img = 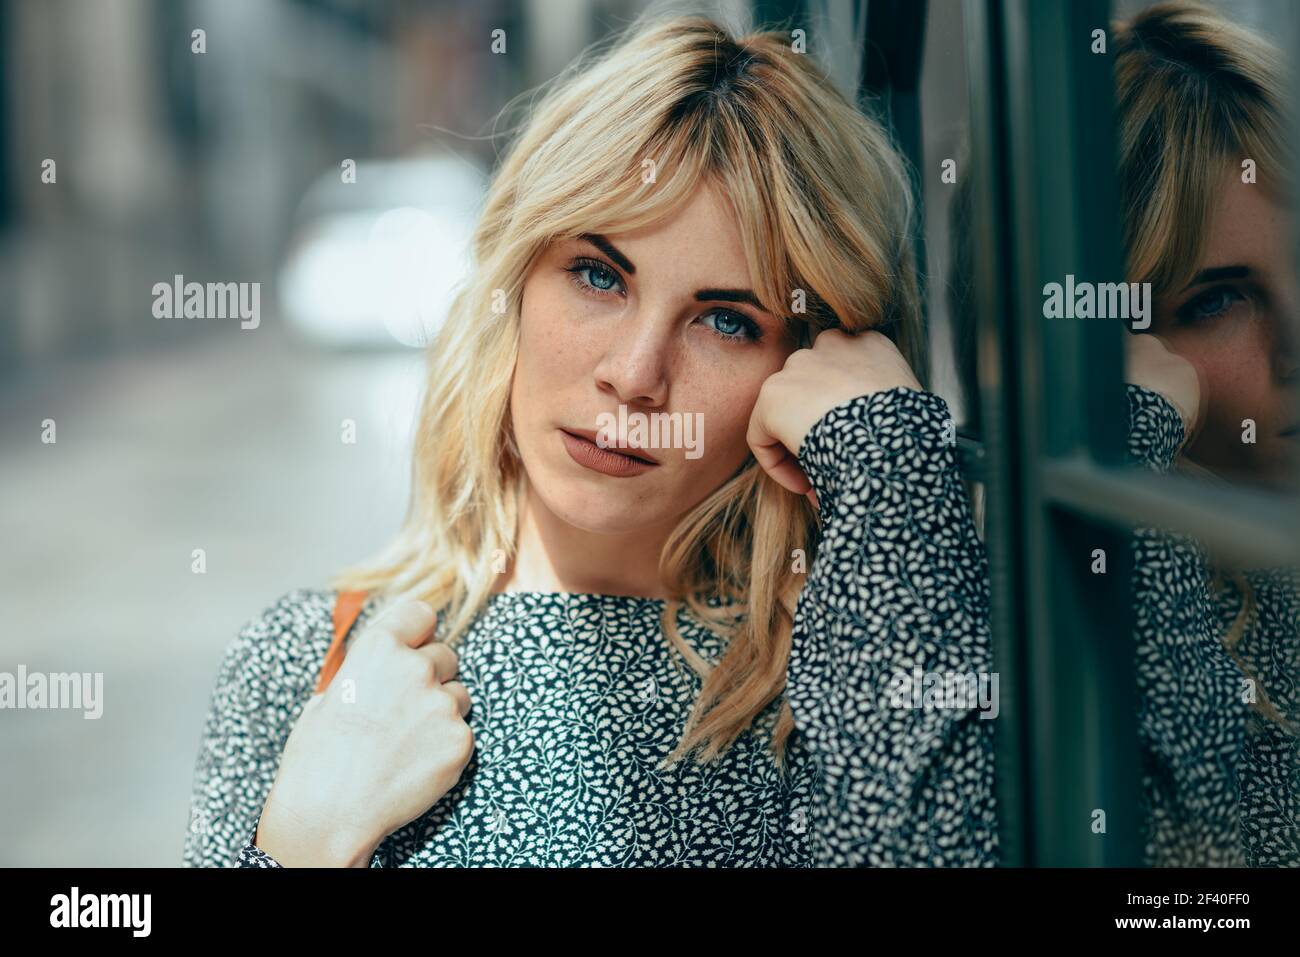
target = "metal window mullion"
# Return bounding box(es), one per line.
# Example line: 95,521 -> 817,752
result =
1041,458 -> 1300,567
999,0 -> 1141,865
964,0 -> 1033,867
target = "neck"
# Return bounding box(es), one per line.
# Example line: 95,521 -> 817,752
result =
495,480 -> 675,599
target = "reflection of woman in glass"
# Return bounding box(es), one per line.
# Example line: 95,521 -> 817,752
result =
1117,1 -> 1299,865
183,15 -> 998,867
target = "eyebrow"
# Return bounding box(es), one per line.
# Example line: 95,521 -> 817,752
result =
576,234 -> 772,314
1182,265 -> 1250,290
578,234 -> 635,274
695,288 -> 765,310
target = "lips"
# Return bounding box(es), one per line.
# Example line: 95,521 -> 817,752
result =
559,428 -> 660,478
561,427 -> 659,464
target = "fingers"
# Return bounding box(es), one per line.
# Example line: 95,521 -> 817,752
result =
764,450 -> 813,494
371,600 -> 437,649
746,429 -> 812,494
333,598 -> 471,723
1124,329 -> 1161,370
1183,358 -> 1211,446
747,385 -> 813,495
366,599 -> 461,686
1128,332 -> 1204,436
811,325 -> 850,348
440,679 -> 472,718
414,640 -> 459,684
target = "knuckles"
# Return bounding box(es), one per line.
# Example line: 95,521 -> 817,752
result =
447,721 -> 475,762
425,686 -> 460,718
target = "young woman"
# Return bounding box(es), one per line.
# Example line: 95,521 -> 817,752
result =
1116,1 -> 1298,866
181,14 -> 997,867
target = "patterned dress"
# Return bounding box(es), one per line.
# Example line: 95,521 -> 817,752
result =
1127,385 -> 1300,866
182,388 -> 1000,867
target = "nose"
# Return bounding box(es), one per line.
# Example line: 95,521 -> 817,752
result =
591,309 -> 672,408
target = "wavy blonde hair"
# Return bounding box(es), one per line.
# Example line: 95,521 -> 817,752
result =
1114,0 -> 1296,735
1114,0 -> 1291,294
331,12 -> 923,772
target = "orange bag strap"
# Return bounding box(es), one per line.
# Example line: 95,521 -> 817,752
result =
313,589 -> 370,694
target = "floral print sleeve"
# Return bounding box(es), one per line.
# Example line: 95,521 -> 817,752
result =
237,835 -> 284,867
1125,383 -> 1255,865
1125,383 -> 1186,473
787,387 -> 999,867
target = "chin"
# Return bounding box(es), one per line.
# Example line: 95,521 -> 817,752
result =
536,479 -> 673,534
513,430 -> 672,531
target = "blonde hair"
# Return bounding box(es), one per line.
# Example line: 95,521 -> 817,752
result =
332,12 -> 923,772
1114,0 -> 1292,297
1114,0 -> 1296,736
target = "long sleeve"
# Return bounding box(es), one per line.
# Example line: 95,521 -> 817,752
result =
1231,559 -> 1300,865
1125,384 -> 1252,865
237,829 -> 284,867
786,387 -> 998,867
182,589 -> 347,868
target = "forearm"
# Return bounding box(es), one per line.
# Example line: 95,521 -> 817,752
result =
789,388 -> 998,866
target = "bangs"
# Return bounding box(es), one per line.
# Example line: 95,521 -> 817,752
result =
1135,112 -> 1291,294
551,120 -> 713,253
489,13 -> 917,362
1116,2 -> 1294,294
542,104 -> 838,344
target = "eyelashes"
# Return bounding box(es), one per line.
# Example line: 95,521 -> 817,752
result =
563,256 -> 764,344
566,257 -> 624,296
1176,284 -> 1249,324
697,309 -> 762,343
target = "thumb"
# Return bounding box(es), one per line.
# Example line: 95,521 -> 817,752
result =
370,599 -> 437,649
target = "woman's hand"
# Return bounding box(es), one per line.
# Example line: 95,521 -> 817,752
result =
747,328 -> 923,496
1125,332 -> 1206,448
254,600 -> 474,867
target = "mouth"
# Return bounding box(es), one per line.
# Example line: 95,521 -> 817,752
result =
559,428 -> 661,477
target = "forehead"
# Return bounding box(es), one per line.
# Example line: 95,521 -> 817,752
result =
1200,165 -> 1294,270
599,183 -> 753,285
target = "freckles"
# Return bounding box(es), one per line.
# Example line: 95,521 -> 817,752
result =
1205,329 -> 1271,380
1199,348 -> 1275,428
680,377 -> 760,458
523,288 -> 584,371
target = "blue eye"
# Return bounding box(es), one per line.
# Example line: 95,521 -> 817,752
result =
1177,285 -> 1245,324
564,257 -> 763,344
699,309 -> 762,343
567,258 -> 623,295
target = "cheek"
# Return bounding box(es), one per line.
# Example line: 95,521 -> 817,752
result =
680,352 -> 785,460
1188,325 -> 1276,423
1154,309 -> 1269,401
517,282 -> 599,387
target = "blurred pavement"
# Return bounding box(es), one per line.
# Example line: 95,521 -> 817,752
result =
0,326 -> 420,865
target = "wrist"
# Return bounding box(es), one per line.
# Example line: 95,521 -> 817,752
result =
257,795 -> 381,868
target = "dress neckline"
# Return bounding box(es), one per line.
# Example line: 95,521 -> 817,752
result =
478,591 -> 746,616
487,589 -> 667,605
